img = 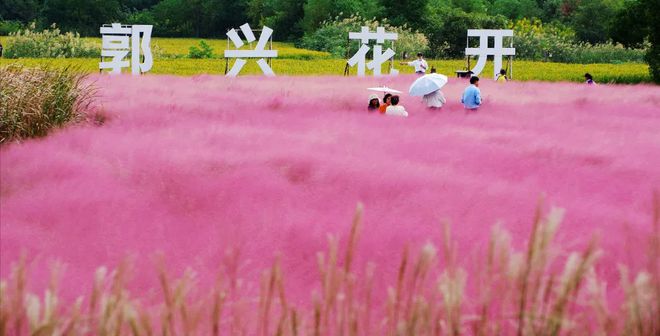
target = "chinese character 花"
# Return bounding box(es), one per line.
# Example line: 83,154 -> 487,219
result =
347,27 -> 398,77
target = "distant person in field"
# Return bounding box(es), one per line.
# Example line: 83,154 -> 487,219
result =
430,66 -> 437,74
461,76 -> 482,110
401,53 -> 428,75
585,73 -> 595,85
423,90 -> 446,109
385,95 -> 408,117
368,94 -> 380,112
496,69 -> 508,82
379,93 -> 393,114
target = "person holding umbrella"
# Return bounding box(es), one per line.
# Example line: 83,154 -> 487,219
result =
422,90 -> 446,109
409,73 -> 449,109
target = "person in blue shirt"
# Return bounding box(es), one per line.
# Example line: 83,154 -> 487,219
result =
461,76 -> 482,110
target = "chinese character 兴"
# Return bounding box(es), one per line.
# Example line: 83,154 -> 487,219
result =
224,24 -> 278,77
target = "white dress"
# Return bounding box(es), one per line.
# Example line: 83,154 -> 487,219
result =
385,105 -> 409,117
422,91 -> 446,108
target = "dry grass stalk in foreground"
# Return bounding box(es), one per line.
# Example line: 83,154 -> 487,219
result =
0,201 -> 658,335
0,65 -> 95,144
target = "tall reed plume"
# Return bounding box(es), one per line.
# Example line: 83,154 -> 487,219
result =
0,65 -> 96,144
1,201 -> 658,335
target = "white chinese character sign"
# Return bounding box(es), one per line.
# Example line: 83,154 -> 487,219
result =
348,27 -> 398,77
465,29 -> 515,79
224,24 -> 278,77
99,23 -> 153,75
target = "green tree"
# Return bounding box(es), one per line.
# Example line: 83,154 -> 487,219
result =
301,0 -> 380,33
246,0 -> 305,40
492,0 -> 542,20
610,0 -> 648,48
379,0 -> 430,29
640,0 -> 659,83
570,0 -> 622,43
424,8 -> 508,58
451,0 -> 488,13
0,0 -> 42,22
42,0 -> 123,35
151,0 -> 247,37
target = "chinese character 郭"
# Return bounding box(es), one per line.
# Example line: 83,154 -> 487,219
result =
99,23 -> 153,75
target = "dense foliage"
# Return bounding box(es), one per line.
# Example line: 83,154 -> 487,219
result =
0,0 -> 650,45
299,15 -> 428,59
509,19 -> 646,63
0,0 -> 656,79
3,23 -> 98,58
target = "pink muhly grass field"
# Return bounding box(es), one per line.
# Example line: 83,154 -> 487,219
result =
1,74 -> 659,333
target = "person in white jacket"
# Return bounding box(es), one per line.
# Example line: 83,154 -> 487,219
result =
422,89 -> 446,109
385,95 -> 408,117
400,53 -> 428,74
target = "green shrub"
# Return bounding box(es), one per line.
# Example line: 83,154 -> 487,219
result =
188,40 -> 214,59
3,23 -> 99,59
509,19 -> 646,63
300,15 -> 428,59
423,9 -> 508,58
0,20 -> 22,36
648,43 -> 660,84
0,65 -> 95,143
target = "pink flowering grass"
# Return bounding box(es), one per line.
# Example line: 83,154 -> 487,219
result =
1,74 -> 659,334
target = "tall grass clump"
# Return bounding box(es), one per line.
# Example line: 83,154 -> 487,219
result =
1,202 -> 658,335
0,65 -> 94,144
2,23 -> 98,59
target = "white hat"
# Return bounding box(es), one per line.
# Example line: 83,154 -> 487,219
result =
368,94 -> 379,103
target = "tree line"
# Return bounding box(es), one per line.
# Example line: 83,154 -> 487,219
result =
0,0 -> 654,48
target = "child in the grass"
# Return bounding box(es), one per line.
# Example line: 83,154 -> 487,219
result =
585,73 -> 595,85
496,69 -> 508,82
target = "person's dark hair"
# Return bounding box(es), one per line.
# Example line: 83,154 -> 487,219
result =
417,53 -> 423,58
383,93 -> 393,103
500,69 -> 506,75
584,73 -> 593,80
368,98 -> 380,110
430,67 -> 437,73
390,95 -> 400,105
470,76 -> 479,84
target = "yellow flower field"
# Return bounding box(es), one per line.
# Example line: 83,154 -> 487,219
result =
0,37 -> 650,83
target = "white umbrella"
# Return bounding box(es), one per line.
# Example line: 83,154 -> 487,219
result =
408,74 -> 449,97
367,86 -> 403,94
